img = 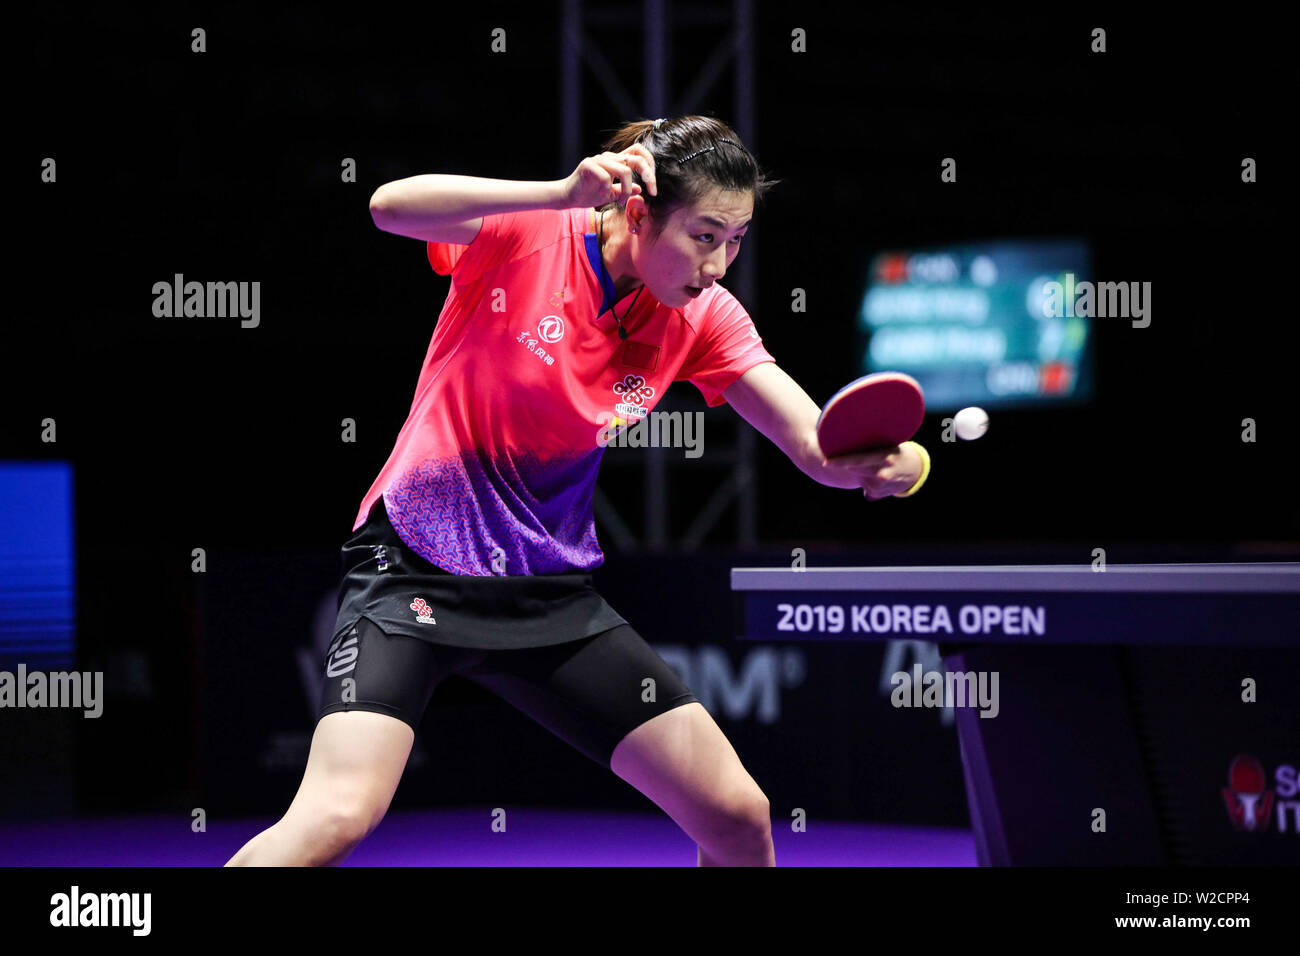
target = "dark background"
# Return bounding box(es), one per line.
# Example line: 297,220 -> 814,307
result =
5,4 -> 1294,825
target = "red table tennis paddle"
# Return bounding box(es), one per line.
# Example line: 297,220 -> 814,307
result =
816,371 -> 925,458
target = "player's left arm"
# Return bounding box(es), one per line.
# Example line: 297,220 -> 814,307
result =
723,362 -> 924,499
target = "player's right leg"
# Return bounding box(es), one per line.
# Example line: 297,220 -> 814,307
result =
225,710 -> 413,866
225,617 -> 450,866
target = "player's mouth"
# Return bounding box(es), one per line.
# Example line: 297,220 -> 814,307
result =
684,285 -> 704,298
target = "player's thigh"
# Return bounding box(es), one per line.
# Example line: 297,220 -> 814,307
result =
462,623 -> 699,770
611,701 -> 770,844
292,617 -> 452,833
285,710 -> 415,835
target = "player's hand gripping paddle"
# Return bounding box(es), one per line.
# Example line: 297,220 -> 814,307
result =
815,372 -> 925,458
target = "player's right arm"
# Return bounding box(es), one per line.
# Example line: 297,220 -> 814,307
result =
369,175 -> 563,243
724,362 -> 924,498
368,147 -> 657,243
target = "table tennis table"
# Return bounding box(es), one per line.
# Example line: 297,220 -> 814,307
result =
731,563 -> 1300,865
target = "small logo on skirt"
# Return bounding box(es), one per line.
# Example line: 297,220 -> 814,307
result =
410,597 -> 437,624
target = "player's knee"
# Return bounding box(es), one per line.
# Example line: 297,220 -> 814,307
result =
707,788 -> 772,848
315,805 -> 380,853
740,791 -> 773,841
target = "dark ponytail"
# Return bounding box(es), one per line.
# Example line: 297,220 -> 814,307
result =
596,115 -> 780,229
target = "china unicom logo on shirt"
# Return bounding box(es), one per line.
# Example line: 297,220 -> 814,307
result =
605,371 -> 650,429
410,598 -> 437,625
613,374 -> 654,405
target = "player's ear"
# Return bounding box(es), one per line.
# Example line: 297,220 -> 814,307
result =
624,194 -> 649,232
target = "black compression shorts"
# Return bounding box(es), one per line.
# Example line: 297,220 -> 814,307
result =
315,618 -> 700,768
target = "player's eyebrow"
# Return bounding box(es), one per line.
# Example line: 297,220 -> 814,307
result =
696,216 -> 752,230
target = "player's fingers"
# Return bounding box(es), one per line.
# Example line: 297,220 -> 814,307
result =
599,157 -> 634,181
624,147 -> 657,195
825,448 -> 895,469
865,479 -> 903,499
583,158 -> 614,191
615,146 -> 651,177
870,471 -> 915,498
594,154 -> 633,182
604,161 -> 638,202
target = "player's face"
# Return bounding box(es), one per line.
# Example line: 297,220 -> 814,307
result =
638,188 -> 753,307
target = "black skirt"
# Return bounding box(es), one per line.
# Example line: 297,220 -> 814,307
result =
332,495 -> 628,650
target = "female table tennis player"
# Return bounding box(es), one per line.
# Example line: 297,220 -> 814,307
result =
226,115 -> 928,868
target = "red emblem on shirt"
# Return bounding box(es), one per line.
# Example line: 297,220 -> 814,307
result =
622,340 -> 660,370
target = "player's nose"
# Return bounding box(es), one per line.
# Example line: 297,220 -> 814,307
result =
703,250 -> 727,280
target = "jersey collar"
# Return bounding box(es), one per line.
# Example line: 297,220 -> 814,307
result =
584,230 -> 618,315
585,207 -> 656,318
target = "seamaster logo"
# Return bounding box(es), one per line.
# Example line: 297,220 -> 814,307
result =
1222,754 -> 1274,832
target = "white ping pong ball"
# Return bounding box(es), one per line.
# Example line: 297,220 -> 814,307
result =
954,406 -> 989,441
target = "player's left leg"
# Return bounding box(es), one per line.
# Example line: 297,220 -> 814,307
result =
610,701 -> 774,867
465,624 -> 773,866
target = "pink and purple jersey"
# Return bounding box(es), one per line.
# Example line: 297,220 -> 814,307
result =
354,205 -> 774,575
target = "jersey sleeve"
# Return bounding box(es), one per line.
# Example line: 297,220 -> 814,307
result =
426,209 -> 555,287
676,291 -> 775,407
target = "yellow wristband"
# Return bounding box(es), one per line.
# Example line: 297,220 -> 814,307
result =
892,441 -> 931,497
